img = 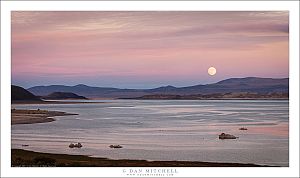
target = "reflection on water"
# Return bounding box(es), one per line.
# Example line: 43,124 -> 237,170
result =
12,100 -> 289,166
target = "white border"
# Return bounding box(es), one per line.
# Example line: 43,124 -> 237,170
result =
1,1 -> 299,177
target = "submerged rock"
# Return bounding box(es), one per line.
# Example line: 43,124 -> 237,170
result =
219,133 -> 238,139
69,142 -> 82,148
109,144 -> 123,148
239,127 -> 248,130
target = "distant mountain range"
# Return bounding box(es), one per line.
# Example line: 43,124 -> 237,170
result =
27,77 -> 289,99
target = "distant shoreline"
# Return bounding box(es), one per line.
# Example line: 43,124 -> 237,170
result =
120,98 -> 289,100
11,149 -> 269,167
12,98 -> 288,105
120,92 -> 288,100
11,100 -> 105,105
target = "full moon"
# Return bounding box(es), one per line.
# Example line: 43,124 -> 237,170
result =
208,67 -> 217,76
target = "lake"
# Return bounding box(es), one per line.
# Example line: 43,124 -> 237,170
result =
11,100 -> 289,166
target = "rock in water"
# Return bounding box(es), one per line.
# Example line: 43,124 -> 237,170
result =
239,127 -> 248,130
109,145 -> 123,148
219,133 -> 238,139
69,142 -> 82,148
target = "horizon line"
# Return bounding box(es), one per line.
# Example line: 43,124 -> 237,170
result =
12,76 -> 289,90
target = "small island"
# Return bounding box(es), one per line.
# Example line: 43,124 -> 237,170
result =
42,92 -> 88,100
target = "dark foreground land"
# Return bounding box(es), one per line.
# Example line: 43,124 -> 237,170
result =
12,149 -> 268,167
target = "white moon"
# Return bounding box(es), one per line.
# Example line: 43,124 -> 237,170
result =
208,67 -> 217,76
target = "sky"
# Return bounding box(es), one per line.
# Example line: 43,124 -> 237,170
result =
11,11 -> 289,89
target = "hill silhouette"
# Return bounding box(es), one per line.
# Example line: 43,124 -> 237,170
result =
11,85 -> 41,101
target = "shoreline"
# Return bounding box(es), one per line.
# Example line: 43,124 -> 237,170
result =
11,109 -> 78,125
11,149 -> 268,167
12,98 -> 288,105
12,100 -> 105,105
120,98 -> 289,100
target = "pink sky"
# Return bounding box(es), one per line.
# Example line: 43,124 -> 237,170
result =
11,11 -> 289,88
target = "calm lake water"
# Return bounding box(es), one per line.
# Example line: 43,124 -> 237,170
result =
12,100 -> 289,166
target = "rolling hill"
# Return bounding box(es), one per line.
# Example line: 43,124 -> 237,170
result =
11,85 -> 41,101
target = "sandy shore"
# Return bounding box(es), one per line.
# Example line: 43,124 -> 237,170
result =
12,149 -> 266,167
11,109 -> 78,125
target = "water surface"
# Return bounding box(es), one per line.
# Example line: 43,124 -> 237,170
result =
12,100 -> 289,166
